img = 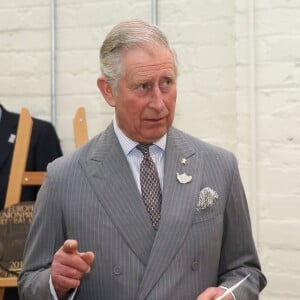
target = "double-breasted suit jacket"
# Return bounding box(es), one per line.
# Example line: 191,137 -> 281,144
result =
18,124 -> 266,300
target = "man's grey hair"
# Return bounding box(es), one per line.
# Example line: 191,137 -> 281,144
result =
100,20 -> 178,92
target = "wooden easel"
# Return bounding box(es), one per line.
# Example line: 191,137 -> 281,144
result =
73,107 -> 88,148
0,108 -> 46,299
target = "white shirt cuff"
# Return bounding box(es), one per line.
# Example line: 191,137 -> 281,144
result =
49,275 -> 77,300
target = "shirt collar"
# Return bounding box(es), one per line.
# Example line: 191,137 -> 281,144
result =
112,117 -> 166,155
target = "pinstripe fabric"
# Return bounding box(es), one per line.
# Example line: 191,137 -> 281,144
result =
18,123 -> 266,300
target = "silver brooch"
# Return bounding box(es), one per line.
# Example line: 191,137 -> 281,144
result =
196,187 -> 218,211
176,172 -> 192,184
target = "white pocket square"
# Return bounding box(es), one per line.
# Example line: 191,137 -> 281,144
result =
196,187 -> 218,211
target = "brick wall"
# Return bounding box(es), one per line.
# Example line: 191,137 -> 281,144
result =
0,1 -> 300,299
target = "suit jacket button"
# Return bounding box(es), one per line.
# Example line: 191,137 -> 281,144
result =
191,261 -> 199,271
113,265 -> 122,275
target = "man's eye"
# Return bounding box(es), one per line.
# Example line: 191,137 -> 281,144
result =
160,78 -> 173,88
137,83 -> 151,91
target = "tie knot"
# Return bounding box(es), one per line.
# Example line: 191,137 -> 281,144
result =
136,144 -> 151,157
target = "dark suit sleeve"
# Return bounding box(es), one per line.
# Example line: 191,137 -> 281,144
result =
218,155 -> 267,299
28,120 -> 63,170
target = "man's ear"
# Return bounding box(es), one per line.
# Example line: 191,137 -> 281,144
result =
97,76 -> 116,107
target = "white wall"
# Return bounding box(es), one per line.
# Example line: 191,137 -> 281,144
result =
235,1 -> 300,299
0,1 -> 300,299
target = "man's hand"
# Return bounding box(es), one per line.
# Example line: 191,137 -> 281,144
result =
196,287 -> 233,300
51,239 -> 95,299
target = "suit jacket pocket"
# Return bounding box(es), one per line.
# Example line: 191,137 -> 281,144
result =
192,202 -> 222,224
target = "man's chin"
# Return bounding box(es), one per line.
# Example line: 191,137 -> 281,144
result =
140,131 -> 167,144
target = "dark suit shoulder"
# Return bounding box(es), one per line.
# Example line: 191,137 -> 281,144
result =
32,117 -> 57,131
28,117 -> 63,160
31,117 -> 61,143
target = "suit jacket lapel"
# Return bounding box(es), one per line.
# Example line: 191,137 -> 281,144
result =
79,124 -> 156,265
0,106 -> 18,169
137,128 -> 204,299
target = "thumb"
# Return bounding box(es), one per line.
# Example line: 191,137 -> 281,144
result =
80,251 -> 95,266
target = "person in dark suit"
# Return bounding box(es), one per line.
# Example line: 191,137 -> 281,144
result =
0,104 -> 63,300
18,20 -> 266,300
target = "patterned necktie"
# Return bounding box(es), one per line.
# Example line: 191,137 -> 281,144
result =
137,144 -> 162,230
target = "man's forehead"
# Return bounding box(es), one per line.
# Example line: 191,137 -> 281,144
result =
121,47 -> 176,78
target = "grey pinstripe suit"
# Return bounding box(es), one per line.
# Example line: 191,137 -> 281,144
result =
18,124 -> 266,299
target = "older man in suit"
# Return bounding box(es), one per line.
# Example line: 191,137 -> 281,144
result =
18,20 -> 266,300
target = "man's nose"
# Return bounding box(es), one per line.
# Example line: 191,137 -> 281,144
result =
149,86 -> 165,110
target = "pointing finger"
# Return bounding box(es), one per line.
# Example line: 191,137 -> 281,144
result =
62,239 -> 78,254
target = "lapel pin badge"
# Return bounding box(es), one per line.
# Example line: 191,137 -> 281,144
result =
181,158 -> 187,165
176,172 -> 192,184
8,134 -> 16,144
